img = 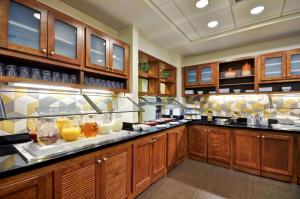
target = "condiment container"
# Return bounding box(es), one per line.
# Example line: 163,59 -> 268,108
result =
56,117 -> 71,137
111,113 -> 123,132
61,127 -> 81,141
101,115 -> 111,134
37,118 -> 59,145
82,116 -> 97,137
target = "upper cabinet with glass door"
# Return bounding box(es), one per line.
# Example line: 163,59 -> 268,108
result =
109,38 -> 129,77
185,66 -> 198,87
199,63 -> 216,85
287,49 -> 300,79
47,10 -> 84,65
259,52 -> 286,81
85,27 -> 109,72
0,0 -> 48,57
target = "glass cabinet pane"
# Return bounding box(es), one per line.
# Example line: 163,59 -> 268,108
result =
112,44 -> 125,71
54,20 -> 77,59
290,54 -> 300,76
8,1 -> 40,49
90,35 -> 106,66
186,68 -> 197,84
200,66 -> 212,83
264,57 -> 282,78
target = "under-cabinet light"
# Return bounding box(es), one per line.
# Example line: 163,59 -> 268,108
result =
8,82 -> 79,92
81,88 -> 113,94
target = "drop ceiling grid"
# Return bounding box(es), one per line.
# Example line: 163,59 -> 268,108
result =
149,0 -> 300,42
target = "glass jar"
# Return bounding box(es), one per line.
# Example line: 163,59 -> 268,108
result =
111,113 -> 123,132
61,116 -> 81,142
61,73 -> 69,83
82,116 -> 97,137
32,68 -> 41,80
37,118 -> 59,145
6,65 -> 18,77
69,74 -> 77,83
42,70 -> 52,81
101,114 -> 112,134
19,67 -> 30,78
52,72 -> 61,82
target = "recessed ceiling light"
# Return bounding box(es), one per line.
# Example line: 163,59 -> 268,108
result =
207,20 -> 218,28
250,6 -> 264,15
196,0 -> 209,9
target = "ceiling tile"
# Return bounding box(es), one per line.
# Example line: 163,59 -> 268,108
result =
283,0 -> 300,15
190,8 -> 235,37
174,0 -> 231,21
178,22 -> 200,40
151,0 -> 171,6
232,0 -> 285,27
159,1 -> 188,25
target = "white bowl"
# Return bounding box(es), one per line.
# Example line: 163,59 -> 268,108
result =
233,89 -> 241,93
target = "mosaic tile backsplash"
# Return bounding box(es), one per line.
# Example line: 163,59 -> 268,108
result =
185,94 -> 300,118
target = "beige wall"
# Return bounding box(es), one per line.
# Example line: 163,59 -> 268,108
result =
37,0 -> 118,37
183,35 -> 300,66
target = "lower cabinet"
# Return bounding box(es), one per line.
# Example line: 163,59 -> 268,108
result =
133,133 -> 166,197
188,125 -> 208,161
207,127 -> 231,167
233,130 -> 261,175
54,145 -> 132,199
0,172 -> 53,199
167,126 -> 187,171
260,133 -> 294,181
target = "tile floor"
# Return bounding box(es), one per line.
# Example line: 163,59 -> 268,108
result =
137,160 -> 300,199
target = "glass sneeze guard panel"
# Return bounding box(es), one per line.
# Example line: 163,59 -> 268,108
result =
201,66 -> 212,83
90,35 -> 106,66
85,94 -> 143,113
290,54 -> 300,76
112,44 -> 125,71
0,89 -> 97,120
139,96 -> 186,110
264,57 -> 282,78
8,0 -> 40,49
55,20 -> 77,59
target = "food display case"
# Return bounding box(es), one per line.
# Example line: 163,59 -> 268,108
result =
0,85 -> 143,163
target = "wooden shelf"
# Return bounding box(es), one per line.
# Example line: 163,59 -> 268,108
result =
160,79 -> 176,83
219,82 -> 254,87
138,72 -> 159,79
219,75 -> 254,80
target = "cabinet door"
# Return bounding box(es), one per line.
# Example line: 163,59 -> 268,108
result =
167,130 -> 177,170
260,52 -> 286,81
233,130 -> 260,170
199,63 -> 215,85
177,127 -> 187,163
261,133 -> 293,176
109,38 -> 129,76
1,0 -> 47,56
86,27 -> 110,72
48,11 -> 84,65
297,136 -> 300,183
185,66 -> 198,86
54,158 -> 97,199
287,49 -> 300,79
133,137 -> 152,197
207,128 -> 231,164
0,173 -> 52,199
101,146 -> 132,199
188,125 -> 207,160
151,134 -> 166,183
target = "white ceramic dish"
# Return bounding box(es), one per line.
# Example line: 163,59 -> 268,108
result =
233,89 -> 241,93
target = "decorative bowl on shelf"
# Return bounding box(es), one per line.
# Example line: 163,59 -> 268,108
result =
282,87 -> 291,92
197,91 -> 203,94
224,68 -> 236,78
233,89 -> 241,93
242,62 -> 252,76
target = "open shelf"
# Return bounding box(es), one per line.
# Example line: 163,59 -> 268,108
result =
219,75 -> 254,80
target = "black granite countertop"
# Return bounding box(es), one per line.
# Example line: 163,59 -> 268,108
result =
1,120 -> 300,179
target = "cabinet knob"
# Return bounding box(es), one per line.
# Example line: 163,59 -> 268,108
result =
262,136 -> 265,139
103,158 -> 107,161
153,140 -> 157,142
42,49 -> 47,53
257,135 -> 260,138
97,159 -> 102,164
50,51 -> 55,55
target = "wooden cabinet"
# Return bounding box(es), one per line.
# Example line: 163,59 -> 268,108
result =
207,127 -> 231,167
287,48 -> 300,79
261,133 -> 294,179
233,130 -> 260,175
185,66 -> 198,87
55,145 -> 132,199
85,27 -> 110,72
199,63 -> 216,85
259,52 -> 286,81
109,38 -> 129,77
0,172 -> 52,199
133,133 -> 166,197
177,127 -> 187,163
188,125 -> 208,161
0,0 -> 48,57
48,10 -> 84,65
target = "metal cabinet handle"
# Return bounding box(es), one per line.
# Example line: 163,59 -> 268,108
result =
50,51 -> 55,55
153,140 -> 157,142
103,158 -> 107,161
262,136 -> 265,139
257,135 -> 260,138
97,159 -> 102,164
42,49 -> 47,53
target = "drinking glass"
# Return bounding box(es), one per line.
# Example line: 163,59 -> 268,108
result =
32,68 -> 41,80
42,70 -> 52,81
111,81 -> 116,89
52,72 -> 61,82
116,82 -> 120,89
0,63 -> 5,76
100,79 -> 106,87
69,75 -> 77,83
6,65 -> 18,77
120,82 -> 125,89
95,78 -> 100,86
19,67 -> 30,78
88,77 -> 94,85
61,73 -> 69,83
84,77 -> 89,85
106,80 -> 111,88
